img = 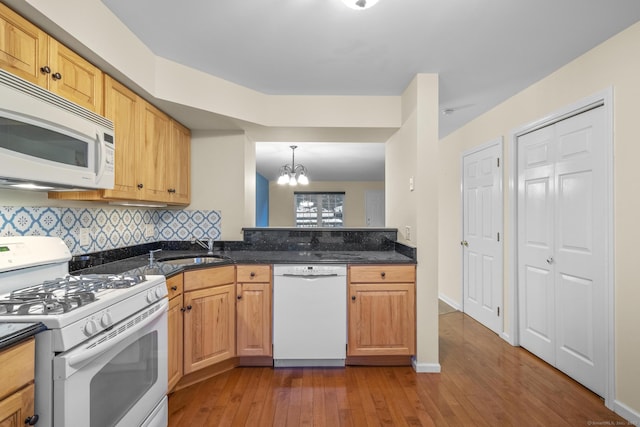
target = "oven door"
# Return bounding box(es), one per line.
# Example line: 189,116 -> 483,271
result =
53,299 -> 168,427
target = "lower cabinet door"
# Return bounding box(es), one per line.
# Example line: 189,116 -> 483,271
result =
236,282 -> 272,357
183,284 -> 236,374
0,383 -> 35,427
348,283 -> 416,356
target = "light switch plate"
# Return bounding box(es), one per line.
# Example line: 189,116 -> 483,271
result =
145,224 -> 155,239
405,225 -> 411,241
409,177 -> 414,191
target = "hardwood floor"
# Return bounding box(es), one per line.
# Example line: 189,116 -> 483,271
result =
168,311 -> 626,426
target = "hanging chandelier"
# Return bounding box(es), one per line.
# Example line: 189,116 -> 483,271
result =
277,145 -> 309,186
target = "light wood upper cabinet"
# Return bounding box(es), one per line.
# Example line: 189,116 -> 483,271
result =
49,75 -> 191,205
347,265 -> 416,357
236,265 -> 272,357
141,103 -> 170,201
183,266 -> 236,374
0,338 -> 37,427
0,3 -> 102,114
103,75 -> 142,199
0,2 -> 48,87
47,40 -> 103,114
168,120 -> 191,205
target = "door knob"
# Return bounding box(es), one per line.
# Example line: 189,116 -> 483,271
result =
460,240 -> 469,247
546,257 -> 554,264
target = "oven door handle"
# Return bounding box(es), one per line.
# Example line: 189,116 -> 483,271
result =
57,299 -> 168,376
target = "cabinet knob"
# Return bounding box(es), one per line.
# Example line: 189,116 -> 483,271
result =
170,286 -> 178,291
351,295 -> 356,301
250,272 -> 256,278
180,307 -> 186,312
137,183 -> 144,189
25,414 -> 39,425
185,305 -> 192,312
237,295 -> 242,300
40,66 -> 51,74
52,72 -> 62,80
380,271 -> 386,278
167,188 -> 176,193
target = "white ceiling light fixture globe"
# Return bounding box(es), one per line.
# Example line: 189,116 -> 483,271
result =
341,0 -> 380,10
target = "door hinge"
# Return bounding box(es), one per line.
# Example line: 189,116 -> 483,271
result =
497,232 -> 500,242
497,158 -> 500,167
497,306 -> 500,316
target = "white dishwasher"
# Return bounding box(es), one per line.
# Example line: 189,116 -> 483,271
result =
273,264 -> 347,367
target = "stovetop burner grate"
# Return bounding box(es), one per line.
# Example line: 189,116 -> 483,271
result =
0,274 -> 148,316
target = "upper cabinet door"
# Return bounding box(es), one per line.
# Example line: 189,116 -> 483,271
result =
0,3 -> 48,87
103,75 -> 143,199
141,103 -> 171,201
168,120 -> 191,205
48,40 -> 103,114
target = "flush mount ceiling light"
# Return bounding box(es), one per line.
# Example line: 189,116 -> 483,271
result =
341,0 -> 380,10
277,145 -> 309,186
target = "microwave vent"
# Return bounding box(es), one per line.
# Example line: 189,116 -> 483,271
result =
0,69 -> 113,131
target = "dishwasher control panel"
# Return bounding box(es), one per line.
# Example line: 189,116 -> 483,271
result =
273,264 -> 346,277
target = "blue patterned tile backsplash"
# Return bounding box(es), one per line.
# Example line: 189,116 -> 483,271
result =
0,206 -> 221,255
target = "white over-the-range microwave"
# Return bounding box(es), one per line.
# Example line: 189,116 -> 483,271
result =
0,69 -> 115,191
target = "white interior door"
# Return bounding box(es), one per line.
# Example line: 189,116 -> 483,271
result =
517,106 -> 606,396
365,190 -> 385,227
462,139 -> 503,334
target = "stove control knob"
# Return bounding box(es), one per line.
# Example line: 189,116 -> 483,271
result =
100,312 -> 113,328
83,319 -> 98,336
146,291 -> 157,304
155,288 -> 165,299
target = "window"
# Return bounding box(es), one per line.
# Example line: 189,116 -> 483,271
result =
295,192 -> 345,228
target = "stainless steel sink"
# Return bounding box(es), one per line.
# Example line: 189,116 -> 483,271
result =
159,256 -> 227,266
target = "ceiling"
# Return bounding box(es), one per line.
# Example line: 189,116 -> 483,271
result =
99,0 -> 640,181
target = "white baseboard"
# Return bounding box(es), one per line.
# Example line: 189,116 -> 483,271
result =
438,294 -> 461,311
412,357 -> 441,373
614,400 -> 640,426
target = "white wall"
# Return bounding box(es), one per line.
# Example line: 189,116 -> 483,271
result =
190,131 -> 254,241
268,181 -> 384,227
438,20 -> 640,419
386,74 -> 440,371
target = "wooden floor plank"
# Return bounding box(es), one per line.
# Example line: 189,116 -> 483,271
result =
168,312 -> 628,426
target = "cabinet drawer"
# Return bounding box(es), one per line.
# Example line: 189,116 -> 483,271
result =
236,265 -> 271,283
184,265 -> 235,291
166,273 -> 183,299
0,338 -> 34,401
349,265 -> 416,283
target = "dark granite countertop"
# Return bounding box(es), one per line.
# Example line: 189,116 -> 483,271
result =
0,322 -> 46,350
73,248 -> 416,277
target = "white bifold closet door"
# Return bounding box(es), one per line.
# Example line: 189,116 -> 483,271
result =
517,106 -> 606,396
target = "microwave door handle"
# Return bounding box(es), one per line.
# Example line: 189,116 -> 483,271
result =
95,131 -> 106,185
59,299 -> 167,375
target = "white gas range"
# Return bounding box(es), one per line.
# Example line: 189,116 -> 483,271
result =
0,236 -> 168,427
